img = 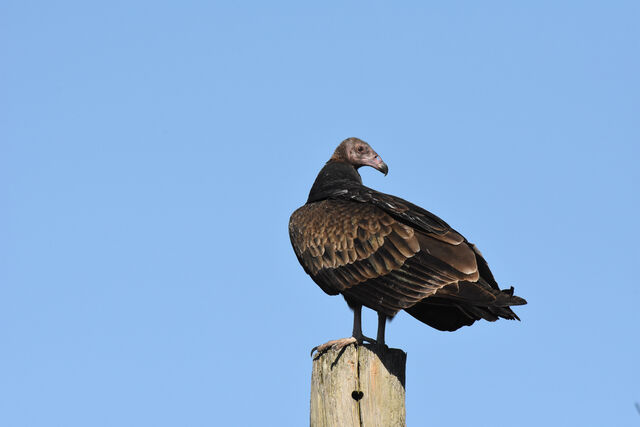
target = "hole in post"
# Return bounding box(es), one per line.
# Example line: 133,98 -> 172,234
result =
351,390 -> 364,401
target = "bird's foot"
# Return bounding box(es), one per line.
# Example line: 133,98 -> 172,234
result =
310,335 -> 376,357
310,337 -> 356,357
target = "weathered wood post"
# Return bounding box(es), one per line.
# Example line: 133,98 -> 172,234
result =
310,344 -> 406,427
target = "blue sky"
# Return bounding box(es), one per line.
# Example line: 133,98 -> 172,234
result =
2,1 -> 639,426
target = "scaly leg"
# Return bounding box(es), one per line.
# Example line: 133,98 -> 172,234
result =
377,312 -> 387,346
310,305 -> 376,356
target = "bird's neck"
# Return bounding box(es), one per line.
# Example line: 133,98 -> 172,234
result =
306,161 -> 362,203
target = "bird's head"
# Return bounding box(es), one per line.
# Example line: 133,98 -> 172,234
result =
330,137 -> 388,176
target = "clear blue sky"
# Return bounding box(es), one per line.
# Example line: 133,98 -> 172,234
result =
2,1 -> 639,426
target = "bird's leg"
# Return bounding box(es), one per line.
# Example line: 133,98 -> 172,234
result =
377,313 -> 387,347
350,305 -> 377,343
310,305 -> 376,357
351,303 -> 364,341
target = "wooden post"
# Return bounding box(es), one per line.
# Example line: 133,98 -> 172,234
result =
310,344 -> 406,427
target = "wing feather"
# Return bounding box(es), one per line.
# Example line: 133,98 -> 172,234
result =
290,166 -> 526,329
290,196 -> 526,322
290,199 -> 482,315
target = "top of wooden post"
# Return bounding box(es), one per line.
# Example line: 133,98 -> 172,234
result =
311,344 -> 407,427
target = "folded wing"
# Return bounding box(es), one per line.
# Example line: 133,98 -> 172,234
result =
289,197 -> 525,329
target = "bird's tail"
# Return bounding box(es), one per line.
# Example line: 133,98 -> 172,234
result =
405,285 -> 527,331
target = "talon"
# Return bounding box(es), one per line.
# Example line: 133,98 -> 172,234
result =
310,337 -> 358,357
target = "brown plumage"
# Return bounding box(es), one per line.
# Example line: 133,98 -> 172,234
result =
289,138 -> 526,353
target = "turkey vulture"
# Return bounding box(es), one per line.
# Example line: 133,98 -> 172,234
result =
289,138 -> 526,354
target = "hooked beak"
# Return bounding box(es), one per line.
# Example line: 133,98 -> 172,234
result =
367,154 -> 388,176
377,158 -> 389,176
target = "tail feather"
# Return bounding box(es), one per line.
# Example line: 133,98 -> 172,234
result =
404,285 -> 527,331
494,286 -> 527,307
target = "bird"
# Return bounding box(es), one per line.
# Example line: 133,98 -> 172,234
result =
289,137 -> 526,355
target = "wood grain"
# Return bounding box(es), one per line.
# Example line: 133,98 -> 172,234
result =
310,345 -> 406,427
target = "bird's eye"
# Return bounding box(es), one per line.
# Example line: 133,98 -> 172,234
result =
357,146 -> 364,152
